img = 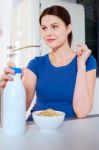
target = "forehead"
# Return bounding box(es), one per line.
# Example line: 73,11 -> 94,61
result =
41,15 -> 64,25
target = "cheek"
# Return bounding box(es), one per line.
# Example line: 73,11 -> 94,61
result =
41,33 -> 46,41
57,30 -> 67,40
57,28 -> 67,35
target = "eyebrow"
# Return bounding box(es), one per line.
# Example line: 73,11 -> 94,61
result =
41,23 -> 59,26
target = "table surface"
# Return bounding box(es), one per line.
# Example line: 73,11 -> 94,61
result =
0,115 -> 99,150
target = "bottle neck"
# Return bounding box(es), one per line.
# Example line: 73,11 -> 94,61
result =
12,73 -> 21,80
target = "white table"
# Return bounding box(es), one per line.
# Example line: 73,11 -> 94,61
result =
0,115 -> 99,150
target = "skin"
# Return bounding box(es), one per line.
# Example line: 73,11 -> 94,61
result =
0,81 -> 6,88
0,15 -> 96,118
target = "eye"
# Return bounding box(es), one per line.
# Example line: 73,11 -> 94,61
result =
41,26 -> 47,30
52,25 -> 58,29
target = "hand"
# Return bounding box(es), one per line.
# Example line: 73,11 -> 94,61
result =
0,62 -> 15,88
77,44 -> 91,65
0,81 -> 6,88
0,62 -> 25,89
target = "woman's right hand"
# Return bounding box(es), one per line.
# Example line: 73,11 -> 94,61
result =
0,62 -> 15,88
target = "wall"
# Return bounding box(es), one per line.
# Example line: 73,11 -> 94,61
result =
13,0 -> 23,6
0,0 -> 13,74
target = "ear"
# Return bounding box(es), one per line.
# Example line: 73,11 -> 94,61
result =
67,24 -> 72,35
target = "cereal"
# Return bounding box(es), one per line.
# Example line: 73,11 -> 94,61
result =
37,109 -> 62,116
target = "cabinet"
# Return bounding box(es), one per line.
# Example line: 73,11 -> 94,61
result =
77,0 -> 99,76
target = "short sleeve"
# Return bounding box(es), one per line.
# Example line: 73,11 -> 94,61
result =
86,55 -> 97,71
27,57 -> 38,76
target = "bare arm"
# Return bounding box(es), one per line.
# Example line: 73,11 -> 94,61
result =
22,69 -> 37,110
73,66 -> 96,118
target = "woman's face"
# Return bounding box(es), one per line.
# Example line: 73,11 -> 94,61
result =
41,15 -> 71,49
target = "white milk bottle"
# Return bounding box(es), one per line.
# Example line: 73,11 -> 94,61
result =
3,67 -> 26,136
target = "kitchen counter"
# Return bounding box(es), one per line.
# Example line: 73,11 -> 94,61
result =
0,115 -> 99,150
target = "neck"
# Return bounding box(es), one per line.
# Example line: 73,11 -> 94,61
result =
50,43 -> 75,61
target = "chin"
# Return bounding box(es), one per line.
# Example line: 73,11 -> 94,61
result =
47,43 -> 60,49
50,46 -> 62,50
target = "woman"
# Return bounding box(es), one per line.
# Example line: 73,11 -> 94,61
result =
0,5 -> 96,121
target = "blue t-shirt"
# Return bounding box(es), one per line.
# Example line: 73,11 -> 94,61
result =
27,54 -> 96,121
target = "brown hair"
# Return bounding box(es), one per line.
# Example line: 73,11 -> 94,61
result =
39,5 -> 73,47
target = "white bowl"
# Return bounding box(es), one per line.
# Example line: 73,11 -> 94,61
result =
32,110 -> 65,132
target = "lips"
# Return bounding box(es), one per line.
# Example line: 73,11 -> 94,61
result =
46,39 -> 56,42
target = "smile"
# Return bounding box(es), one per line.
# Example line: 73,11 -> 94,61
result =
47,39 -> 56,42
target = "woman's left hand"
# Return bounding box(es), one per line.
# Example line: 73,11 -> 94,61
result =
77,44 -> 91,65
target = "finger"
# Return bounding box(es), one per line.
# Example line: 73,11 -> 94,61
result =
77,49 -> 83,56
77,52 -> 81,57
88,49 -> 92,54
76,44 -> 83,52
1,74 -> 13,81
86,49 -> 92,57
77,43 -> 88,47
4,67 -> 15,75
7,61 -> 15,68
77,44 -> 88,50
0,81 -> 6,88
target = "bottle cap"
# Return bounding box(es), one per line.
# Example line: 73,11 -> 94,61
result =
12,67 -> 22,73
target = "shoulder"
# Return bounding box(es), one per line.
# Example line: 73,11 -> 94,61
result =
26,54 -> 48,76
86,55 -> 97,71
27,54 -> 48,66
28,54 -> 48,64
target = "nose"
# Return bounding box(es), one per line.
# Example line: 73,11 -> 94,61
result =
45,28 -> 52,37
